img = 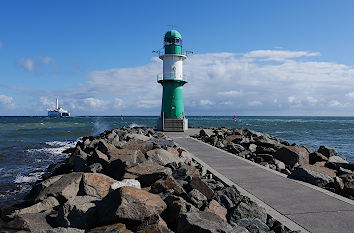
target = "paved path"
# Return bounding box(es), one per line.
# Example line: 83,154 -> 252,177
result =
165,130 -> 354,233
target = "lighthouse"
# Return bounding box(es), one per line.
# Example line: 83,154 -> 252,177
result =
156,30 -> 188,131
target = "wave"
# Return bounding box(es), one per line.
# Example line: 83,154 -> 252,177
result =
129,123 -> 143,128
14,172 -> 43,184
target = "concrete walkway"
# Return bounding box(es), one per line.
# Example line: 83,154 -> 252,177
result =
165,130 -> 354,233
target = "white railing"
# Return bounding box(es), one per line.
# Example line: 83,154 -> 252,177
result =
153,49 -> 189,57
157,73 -> 187,82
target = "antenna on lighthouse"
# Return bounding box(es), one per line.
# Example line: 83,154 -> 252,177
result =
167,24 -> 178,29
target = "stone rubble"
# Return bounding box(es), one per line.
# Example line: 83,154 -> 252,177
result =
0,127 -> 302,232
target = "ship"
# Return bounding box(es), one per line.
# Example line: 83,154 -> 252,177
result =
48,98 -> 70,117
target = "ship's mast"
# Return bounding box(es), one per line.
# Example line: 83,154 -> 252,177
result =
56,98 -> 59,109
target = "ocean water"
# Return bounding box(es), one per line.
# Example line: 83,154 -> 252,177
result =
0,116 -> 353,206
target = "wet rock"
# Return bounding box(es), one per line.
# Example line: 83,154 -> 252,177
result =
146,149 -> 185,166
187,177 -> 214,200
291,165 -> 335,187
56,196 -> 99,229
188,189 -> 207,209
87,223 -> 129,233
236,218 -> 270,232
204,199 -> 227,221
81,173 -> 117,198
98,187 -> 166,226
176,211 -> 241,233
125,161 -> 172,187
309,152 -> 328,164
273,146 -> 309,167
110,180 -> 141,193
35,172 -> 83,203
318,145 -> 338,158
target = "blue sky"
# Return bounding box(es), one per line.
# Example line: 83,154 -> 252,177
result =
1,0 -> 354,116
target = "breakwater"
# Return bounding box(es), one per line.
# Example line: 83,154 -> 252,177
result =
195,128 -> 354,200
0,127 -> 297,233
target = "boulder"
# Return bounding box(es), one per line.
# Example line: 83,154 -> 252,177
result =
87,223 -> 131,233
172,164 -> 200,181
14,196 -> 59,215
166,147 -> 179,156
56,196 -> 99,229
81,173 -> 117,198
88,149 -> 109,167
187,177 -> 214,200
98,187 -> 166,226
103,159 -> 126,180
273,146 -> 309,167
274,159 -> 285,171
291,164 -> 335,187
162,195 -> 196,230
27,175 -> 63,202
33,227 -> 85,233
122,140 -> 154,154
88,163 -> 103,173
136,224 -> 173,233
150,176 -> 185,195
96,140 -> 121,159
4,212 -> 52,231
309,152 -> 328,164
227,198 -> 267,224
146,149 -> 185,166
339,174 -> 354,196
125,161 -> 172,187
328,156 -> 348,164
176,211 -> 244,233
326,156 -> 349,170
110,179 -> 141,191
204,200 -> 227,221
236,218 -> 269,232
149,138 -> 175,149
125,133 -> 151,142
334,177 -> 345,193
109,148 -> 146,167
199,129 -> 213,138
225,135 -> 243,143
35,172 -> 83,203
68,148 -> 89,172
249,144 -> 257,153
214,186 -> 242,210
318,146 -> 338,158
188,189 -> 207,209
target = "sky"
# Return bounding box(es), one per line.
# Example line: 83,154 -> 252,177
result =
1,0 -> 354,116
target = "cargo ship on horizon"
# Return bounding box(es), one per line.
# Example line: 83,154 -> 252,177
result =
47,98 -> 70,117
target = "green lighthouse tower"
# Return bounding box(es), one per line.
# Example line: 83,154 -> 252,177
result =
156,30 -> 188,131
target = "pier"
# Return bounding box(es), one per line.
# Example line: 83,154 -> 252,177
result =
166,129 -> 354,233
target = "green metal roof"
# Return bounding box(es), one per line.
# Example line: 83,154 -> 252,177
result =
164,30 -> 182,40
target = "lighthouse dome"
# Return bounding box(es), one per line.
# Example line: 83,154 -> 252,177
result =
164,30 -> 182,41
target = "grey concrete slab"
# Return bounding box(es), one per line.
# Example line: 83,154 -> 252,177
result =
165,132 -> 354,233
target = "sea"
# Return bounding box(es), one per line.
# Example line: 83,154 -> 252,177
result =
0,116 -> 353,207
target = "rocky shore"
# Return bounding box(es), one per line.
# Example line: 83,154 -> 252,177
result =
195,128 -> 354,200
0,127 -> 299,233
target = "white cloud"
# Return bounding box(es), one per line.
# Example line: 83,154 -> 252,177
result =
248,100 -> 263,106
83,97 -> 108,110
244,50 -> 320,61
46,49 -> 354,115
40,96 -> 54,110
18,58 -> 35,72
200,99 -> 214,106
346,92 -> 354,98
114,98 -> 124,109
329,100 -> 342,107
0,94 -> 15,109
306,96 -> 318,104
17,56 -> 55,73
217,90 -> 243,96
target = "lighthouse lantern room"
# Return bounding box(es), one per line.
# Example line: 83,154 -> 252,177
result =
156,30 -> 188,131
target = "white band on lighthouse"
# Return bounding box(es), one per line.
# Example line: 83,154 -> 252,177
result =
161,54 -> 186,80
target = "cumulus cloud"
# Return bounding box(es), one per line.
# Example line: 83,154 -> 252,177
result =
17,56 -> 56,73
40,96 -> 55,110
244,50 -> 320,61
0,94 -> 15,109
83,97 -> 108,110
33,49 -> 354,115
